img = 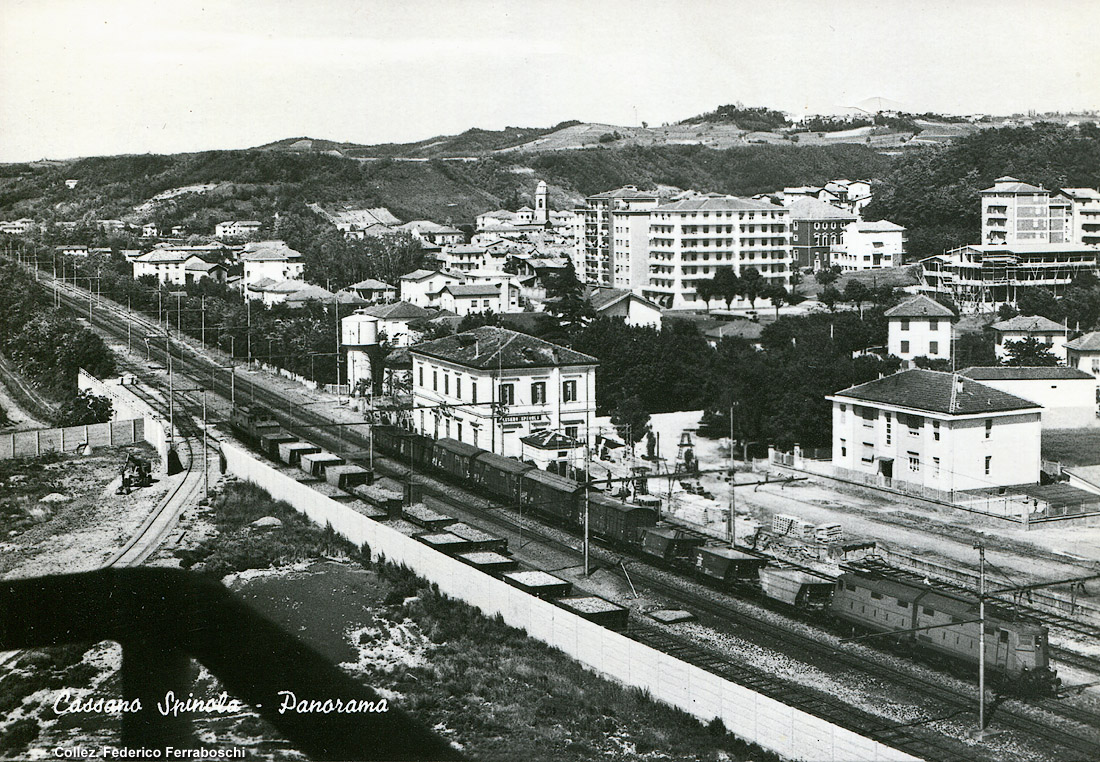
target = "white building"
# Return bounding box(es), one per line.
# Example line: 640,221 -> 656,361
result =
1066,331 -> 1100,377
133,250 -> 223,286
436,283 -> 512,316
884,295 -> 954,364
215,220 -> 263,239
980,176 -> 1069,246
141,223 -> 159,238
831,220 -> 906,271
399,220 -> 465,246
959,366 -> 1098,428
440,245 -> 489,273
410,327 -> 598,461
989,315 -> 1070,363
643,196 -> 792,309
346,278 -> 397,303
355,301 -> 432,347
588,288 -> 663,328
239,241 -> 304,290
829,369 -> 1042,492
399,269 -> 466,307
1060,187 -> 1100,246
0,218 -> 35,235
578,186 -> 661,286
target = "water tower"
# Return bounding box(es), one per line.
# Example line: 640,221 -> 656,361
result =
341,310 -> 384,395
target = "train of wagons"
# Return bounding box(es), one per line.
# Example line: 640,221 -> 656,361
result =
229,405 -> 1058,694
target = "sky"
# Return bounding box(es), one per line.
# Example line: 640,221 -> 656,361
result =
1,0 -> 1098,162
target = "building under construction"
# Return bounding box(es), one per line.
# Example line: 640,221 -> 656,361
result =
919,243 -> 1100,310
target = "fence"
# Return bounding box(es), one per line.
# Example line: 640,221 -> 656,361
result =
0,419 -> 143,460
221,442 -> 919,762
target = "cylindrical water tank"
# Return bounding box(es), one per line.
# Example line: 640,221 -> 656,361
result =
341,312 -> 378,346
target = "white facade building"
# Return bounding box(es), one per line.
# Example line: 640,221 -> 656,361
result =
989,315 -> 1070,363
643,196 -> 792,309
1066,331 -> 1100,377
578,186 -> 661,286
832,220 -> 906,271
1060,187 -> 1100,246
399,269 -> 466,307
409,327 -> 598,460
959,367 -> 1098,428
829,369 -> 1042,493
980,176 -> 1069,246
215,220 -> 262,239
884,295 -> 955,364
239,241 -> 304,290
588,288 -> 663,328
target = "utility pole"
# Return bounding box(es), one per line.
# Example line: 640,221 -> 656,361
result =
583,443 -> 591,576
202,390 -> 209,498
728,406 -> 736,545
334,295 -> 341,397
201,296 -> 206,347
247,298 -> 252,365
127,295 -> 132,354
974,542 -> 988,738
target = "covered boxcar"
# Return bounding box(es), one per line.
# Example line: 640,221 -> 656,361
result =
520,469 -> 583,525
694,546 -> 769,585
431,438 -> 484,482
758,567 -> 834,609
470,452 -> 533,505
586,492 -> 658,546
325,463 -> 372,490
279,441 -> 321,467
638,527 -> 705,563
300,451 -> 345,479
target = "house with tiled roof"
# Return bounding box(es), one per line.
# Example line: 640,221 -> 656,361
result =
884,295 -> 955,365
409,326 -> 597,458
959,366 -> 1098,428
398,220 -> 464,246
239,241 -> 304,290
828,369 -> 1042,492
399,268 -> 466,307
1065,331 -> 1100,377
586,287 -> 663,328
990,314 -> 1069,363
346,278 -> 396,303
356,301 -> 433,346
435,283 -> 510,317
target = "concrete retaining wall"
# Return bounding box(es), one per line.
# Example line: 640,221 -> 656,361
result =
222,442 -> 920,762
78,370 -> 171,465
0,419 -> 143,460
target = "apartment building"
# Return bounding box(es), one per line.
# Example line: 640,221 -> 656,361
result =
786,198 -> 857,271
884,295 -> 954,364
1061,188 -> 1100,246
980,176 -> 1069,245
643,196 -> 792,309
578,186 -> 660,286
829,369 -> 1042,492
239,240 -> 304,290
409,327 -> 598,461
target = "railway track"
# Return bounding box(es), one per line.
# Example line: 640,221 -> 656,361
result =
37,263 -> 1100,762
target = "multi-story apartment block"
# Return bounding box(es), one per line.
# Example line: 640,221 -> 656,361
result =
409,327 -> 598,465
786,198 -> 857,271
884,295 -> 954,365
578,186 -> 660,286
643,196 -> 792,309
831,220 -> 907,271
981,176 -> 1069,245
1061,187 -> 1100,246
920,243 -> 1100,309
829,369 -> 1042,492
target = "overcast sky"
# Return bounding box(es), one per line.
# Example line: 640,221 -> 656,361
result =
2,0 -> 1098,162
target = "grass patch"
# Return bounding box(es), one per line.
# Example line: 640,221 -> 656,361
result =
1042,429 -> 1100,467
175,480 -> 365,577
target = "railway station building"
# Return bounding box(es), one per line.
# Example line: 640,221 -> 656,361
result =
828,369 -> 1042,494
408,327 -> 598,464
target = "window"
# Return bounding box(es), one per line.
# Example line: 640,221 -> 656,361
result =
929,319 -> 938,330
563,380 -> 578,402
418,367 -> 424,387
932,420 -> 940,441
923,607 -> 936,617
885,413 -> 892,445
840,438 -> 847,457
499,383 -> 514,406
432,370 -> 438,392
473,426 -> 479,447
457,422 -> 463,442
471,382 -> 477,404
908,452 -> 920,472
985,419 -> 992,439
933,457 -> 940,477
900,340 -> 909,354
839,404 -> 846,423
860,408 -> 876,428
929,341 -> 939,354
444,374 -> 449,395
900,319 -> 910,331
870,591 -> 883,600
531,382 -> 547,404
905,414 -> 921,436
445,418 -> 450,437
985,455 -> 992,475
456,376 -> 462,399
861,443 -> 874,463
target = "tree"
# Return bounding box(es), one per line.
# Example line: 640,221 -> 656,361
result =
740,267 -> 764,308
954,331 -> 998,368
820,286 -> 841,312
1003,337 -> 1059,366
997,303 -> 1019,321
713,268 -> 740,309
57,390 -> 113,426
815,266 -> 840,287
765,284 -> 789,319
1015,289 -> 1060,320
694,278 -> 717,313
543,262 -> 594,334
843,280 -> 871,315
611,395 -> 650,453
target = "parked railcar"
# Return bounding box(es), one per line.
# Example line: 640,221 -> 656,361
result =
470,452 -> 533,505
520,469 -> 583,526
431,438 -> 484,482
259,429 -> 297,460
586,491 -> 659,546
300,451 -> 345,479
638,527 -> 705,563
279,441 -> 321,467
325,463 -> 372,490
694,546 -> 769,586
831,571 -> 1057,692
758,567 -> 834,609
230,405 -> 279,442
